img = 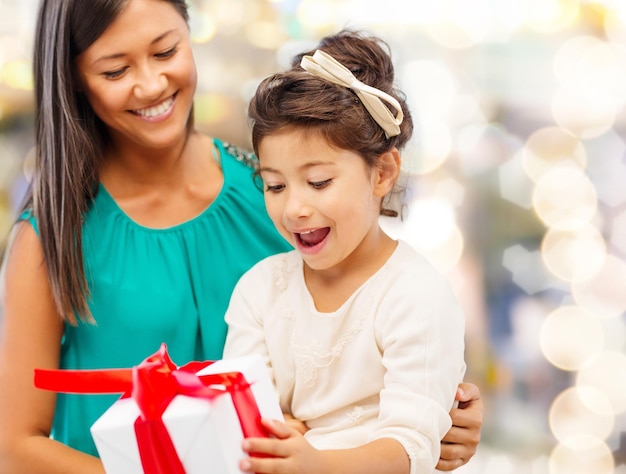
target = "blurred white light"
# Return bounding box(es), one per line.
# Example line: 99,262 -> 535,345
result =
425,0 -> 492,49
611,210 -> 626,254
554,36 -> 606,85
532,165 -> 598,230
549,386 -> 614,446
549,438 -> 615,474
245,21 -> 287,50
190,11 -> 216,43
415,119 -> 452,174
576,42 -> 626,100
551,85 -> 617,139
577,351 -> 626,415
402,59 -> 459,116
382,197 -> 464,273
540,305 -> 605,371
604,6 -> 626,47
525,0 -> 580,34
521,126 -> 586,183
571,254 -> 626,319
296,0 -> 336,30
540,224 -> 606,283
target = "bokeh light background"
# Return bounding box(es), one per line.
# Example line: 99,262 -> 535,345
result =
1,0 -> 626,472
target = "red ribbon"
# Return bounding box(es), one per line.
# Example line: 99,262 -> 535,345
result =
35,343 -> 268,474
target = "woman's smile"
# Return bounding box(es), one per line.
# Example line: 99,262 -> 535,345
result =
131,93 -> 176,121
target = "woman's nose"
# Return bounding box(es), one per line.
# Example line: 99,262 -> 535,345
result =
133,63 -> 167,101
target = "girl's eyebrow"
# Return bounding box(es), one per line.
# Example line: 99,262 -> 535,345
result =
258,160 -> 335,174
258,166 -> 278,174
92,29 -> 177,65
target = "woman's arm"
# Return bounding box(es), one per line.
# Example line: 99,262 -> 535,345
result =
0,223 -> 104,474
437,382 -> 484,471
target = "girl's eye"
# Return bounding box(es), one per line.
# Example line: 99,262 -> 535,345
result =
103,68 -> 127,80
155,46 -> 178,59
265,184 -> 285,193
310,179 -> 332,189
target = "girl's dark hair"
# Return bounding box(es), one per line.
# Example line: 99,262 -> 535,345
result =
24,0 -> 189,324
248,29 -> 413,214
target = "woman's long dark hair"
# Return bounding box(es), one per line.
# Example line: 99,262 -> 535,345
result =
25,0 -> 189,324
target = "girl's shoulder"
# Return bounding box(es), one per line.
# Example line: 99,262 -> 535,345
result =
237,250 -> 300,289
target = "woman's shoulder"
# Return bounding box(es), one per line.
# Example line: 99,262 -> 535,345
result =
210,137 -> 268,212
16,208 -> 38,234
1,218 -> 47,294
213,137 -> 259,172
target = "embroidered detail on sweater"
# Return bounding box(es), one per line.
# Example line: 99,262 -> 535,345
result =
290,293 -> 375,388
274,254 -> 291,293
345,406 -> 365,425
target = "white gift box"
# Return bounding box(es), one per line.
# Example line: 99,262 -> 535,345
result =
91,354 -> 283,474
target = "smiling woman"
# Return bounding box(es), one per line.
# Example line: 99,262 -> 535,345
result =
73,0 -> 197,150
0,0 -> 291,472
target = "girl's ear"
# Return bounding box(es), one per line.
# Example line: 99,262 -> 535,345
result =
373,148 -> 401,197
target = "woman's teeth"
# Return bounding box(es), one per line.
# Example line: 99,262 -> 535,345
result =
135,96 -> 174,117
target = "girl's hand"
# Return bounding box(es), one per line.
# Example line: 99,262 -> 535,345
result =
239,418 -> 328,474
437,382 -> 484,471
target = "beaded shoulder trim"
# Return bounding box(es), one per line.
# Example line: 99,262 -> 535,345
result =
222,142 -> 259,171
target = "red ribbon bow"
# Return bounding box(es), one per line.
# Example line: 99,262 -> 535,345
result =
35,343 -> 267,474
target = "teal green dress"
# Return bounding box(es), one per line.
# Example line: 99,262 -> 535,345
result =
21,138 -> 291,456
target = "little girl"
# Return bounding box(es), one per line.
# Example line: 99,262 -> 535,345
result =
223,29 -> 466,474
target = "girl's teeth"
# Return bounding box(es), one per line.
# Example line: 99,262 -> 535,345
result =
136,97 -> 173,117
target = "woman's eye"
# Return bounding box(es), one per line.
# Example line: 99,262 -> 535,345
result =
310,179 -> 332,189
156,46 -> 178,59
103,68 -> 127,80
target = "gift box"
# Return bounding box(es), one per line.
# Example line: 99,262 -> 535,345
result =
35,344 -> 283,474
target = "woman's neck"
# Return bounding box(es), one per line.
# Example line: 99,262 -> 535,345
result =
97,132 -> 224,228
99,128 -> 197,192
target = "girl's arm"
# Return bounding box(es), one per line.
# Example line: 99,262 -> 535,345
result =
240,418 -> 410,474
0,223 -> 104,474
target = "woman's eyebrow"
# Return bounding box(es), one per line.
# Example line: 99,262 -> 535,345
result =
92,29 -> 177,65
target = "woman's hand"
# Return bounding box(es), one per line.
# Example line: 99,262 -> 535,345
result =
437,382 -> 484,471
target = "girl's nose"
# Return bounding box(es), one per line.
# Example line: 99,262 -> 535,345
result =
283,190 -> 312,220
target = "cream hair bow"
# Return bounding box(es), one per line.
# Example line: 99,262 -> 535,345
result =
300,49 -> 404,138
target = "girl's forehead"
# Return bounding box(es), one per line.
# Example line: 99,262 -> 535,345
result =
258,132 -> 368,171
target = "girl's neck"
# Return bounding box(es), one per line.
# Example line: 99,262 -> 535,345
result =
303,230 -> 398,313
